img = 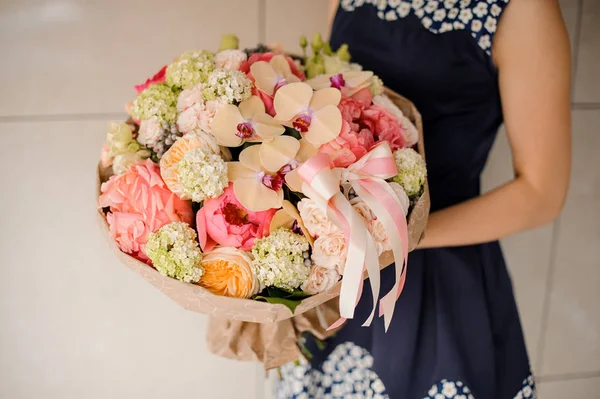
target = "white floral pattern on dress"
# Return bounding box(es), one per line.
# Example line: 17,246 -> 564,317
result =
423,375 -> 536,399
339,0 -> 510,55
275,342 -> 390,399
275,340 -> 535,399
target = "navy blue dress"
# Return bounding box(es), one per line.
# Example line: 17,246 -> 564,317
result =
276,1 -> 535,398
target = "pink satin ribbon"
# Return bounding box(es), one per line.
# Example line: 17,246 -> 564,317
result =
297,143 -> 409,331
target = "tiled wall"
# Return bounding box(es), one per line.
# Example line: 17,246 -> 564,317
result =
0,1 -> 597,398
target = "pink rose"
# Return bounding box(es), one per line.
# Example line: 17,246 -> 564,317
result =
196,184 -> 277,252
319,120 -> 374,168
360,105 -> 407,151
134,65 -> 167,94
311,231 -> 347,274
98,159 -> 194,259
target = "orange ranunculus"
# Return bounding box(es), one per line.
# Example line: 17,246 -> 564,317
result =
199,247 -> 260,298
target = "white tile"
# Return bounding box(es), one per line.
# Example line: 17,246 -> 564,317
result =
574,0 -> 600,103
0,120 -> 260,399
540,110 -> 600,375
265,0 -> 330,55
482,127 -> 555,373
0,0 -> 260,117
538,376 -> 600,398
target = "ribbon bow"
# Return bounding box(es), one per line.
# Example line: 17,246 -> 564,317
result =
297,142 -> 409,331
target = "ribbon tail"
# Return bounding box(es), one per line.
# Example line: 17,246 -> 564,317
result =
361,235 -> 380,327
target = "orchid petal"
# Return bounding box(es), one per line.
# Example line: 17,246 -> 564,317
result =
270,206 -> 295,231
259,136 -> 300,173
253,113 -> 286,140
251,61 -> 278,95
343,71 -> 374,88
227,162 -> 256,181
304,104 -> 343,146
296,138 -> 319,163
305,75 -> 332,91
239,96 -> 266,119
238,145 -> 263,171
309,87 -> 342,110
270,55 -> 293,78
273,82 -> 313,122
211,104 -> 245,147
234,179 -> 283,212
282,200 -> 314,246
284,168 -> 304,193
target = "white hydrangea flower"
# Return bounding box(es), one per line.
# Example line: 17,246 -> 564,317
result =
176,148 -> 228,202
251,228 -> 311,291
202,69 -> 252,104
214,49 -> 247,70
392,148 -> 427,198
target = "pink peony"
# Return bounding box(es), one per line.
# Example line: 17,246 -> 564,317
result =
196,184 -> 277,252
98,159 -> 193,259
239,52 -> 305,116
134,65 -> 167,94
360,104 -> 407,151
318,120 -> 375,167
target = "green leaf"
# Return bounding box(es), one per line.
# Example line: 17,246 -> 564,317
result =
284,126 -> 302,140
253,296 -> 304,313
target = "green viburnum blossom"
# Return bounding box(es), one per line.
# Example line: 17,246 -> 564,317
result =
369,75 -> 384,96
177,148 -> 228,202
392,148 -> 427,198
251,228 -> 311,291
145,222 -> 204,283
130,83 -> 179,124
166,50 -> 215,89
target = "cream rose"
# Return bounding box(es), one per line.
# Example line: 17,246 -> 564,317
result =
301,265 -> 340,295
368,219 -> 392,256
298,198 -> 339,238
388,182 -> 410,216
350,197 -> 375,223
177,84 -> 204,112
311,231 -> 347,274
214,49 -> 247,70
137,119 -> 162,147
177,99 -> 224,135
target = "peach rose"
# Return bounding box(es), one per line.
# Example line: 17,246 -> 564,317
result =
196,184 -> 277,252
199,247 -> 260,298
350,197 -> 375,223
369,219 -> 392,256
301,265 -> 340,295
98,159 -> 193,259
311,231 -> 347,274
297,198 -> 340,238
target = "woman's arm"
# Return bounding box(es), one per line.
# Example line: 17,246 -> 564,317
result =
328,0 -> 339,33
418,0 -> 571,249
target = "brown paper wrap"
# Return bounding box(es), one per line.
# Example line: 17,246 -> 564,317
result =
97,89 -> 430,369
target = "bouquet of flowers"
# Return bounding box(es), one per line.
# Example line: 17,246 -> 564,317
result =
97,33 -> 429,367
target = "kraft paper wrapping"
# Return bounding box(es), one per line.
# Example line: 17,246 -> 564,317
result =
97,89 -> 430,370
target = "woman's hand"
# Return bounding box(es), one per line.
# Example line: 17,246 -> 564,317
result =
419,0 -> 571,249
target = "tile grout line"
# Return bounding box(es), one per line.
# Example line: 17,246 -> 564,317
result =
537,370 -> 600,383
534,0 -> 584,374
